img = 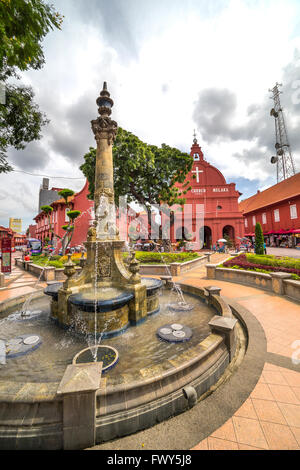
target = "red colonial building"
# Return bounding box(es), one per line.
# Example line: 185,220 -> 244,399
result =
34,180 -> 94,250
27,224 -> 37,239
32,138 -> 246,252
0,226 -> 26,250
168,136 -> 244,249
33,180 -> 137,251
239,172 -> 300,249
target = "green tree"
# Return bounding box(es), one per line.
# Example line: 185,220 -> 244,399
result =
80,127 -> 193,247
255,222 -> 264,255
223,233 -> 234,249
57,189 -> 81,255
41,193 -> 81,256
0,0 -> 63,172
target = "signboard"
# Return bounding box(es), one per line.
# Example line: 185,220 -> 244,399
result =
1,237 -> 12,273
9,218 -> 22,233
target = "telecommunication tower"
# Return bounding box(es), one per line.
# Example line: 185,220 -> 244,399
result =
269,83 -> 296,182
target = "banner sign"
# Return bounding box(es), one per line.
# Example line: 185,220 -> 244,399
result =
1,237 -> 12,273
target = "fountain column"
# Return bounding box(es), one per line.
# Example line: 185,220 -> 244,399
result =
91,82 -> 118,240
55,82 -> 148,331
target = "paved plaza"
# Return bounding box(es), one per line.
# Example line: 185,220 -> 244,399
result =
264,247 -> 300,258
92,252 -> 300,451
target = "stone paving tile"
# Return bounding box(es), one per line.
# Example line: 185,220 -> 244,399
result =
292,388 -> 300,402
251,398 -> 287,425
260,422 -> 300,450
191,439 -> 208,450
238,443 -> 265,450
0,285 -> 35,301
268,384 -> 300,405
250,383 -> 275,401
263,363 -> 280,372
257,374 -> 266,384
291,427 -> 300,446
232,417 -> 269,449
210,418 -> 237,442
267,342 -> 288,355
234,398 -> 258,420
276,403 -> 300,428
280,371 -> 300,388
262,371 -> 289,386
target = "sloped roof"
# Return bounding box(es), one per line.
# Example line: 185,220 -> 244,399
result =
239,172 -> 300,214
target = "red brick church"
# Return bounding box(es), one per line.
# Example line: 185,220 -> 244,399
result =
169,135 -> 244,249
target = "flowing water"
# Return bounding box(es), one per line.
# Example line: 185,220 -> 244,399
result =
0,290 -> 214,383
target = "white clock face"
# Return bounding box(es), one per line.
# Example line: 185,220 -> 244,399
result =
193,153 -> 200,161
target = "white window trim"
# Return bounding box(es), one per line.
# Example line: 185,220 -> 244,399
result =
252,216 -> 256,226
290,204 -> 297,220
262,213 -> 267,224
274,209 -> 280,222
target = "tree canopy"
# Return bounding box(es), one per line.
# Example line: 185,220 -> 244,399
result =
0,0 -> 63,173
80,127 -> 194,210
0,0 -> 63,73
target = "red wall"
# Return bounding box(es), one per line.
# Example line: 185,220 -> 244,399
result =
243,197 -> 300,234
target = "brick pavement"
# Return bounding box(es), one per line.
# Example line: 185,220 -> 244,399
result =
174,257 -> 300,451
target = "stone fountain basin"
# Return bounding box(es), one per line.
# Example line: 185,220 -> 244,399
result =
44,278 -> 163,339
68,288 -> 134,313
44,278 -> 163,336
0,283 -> 246,449
44,277 -> 162,305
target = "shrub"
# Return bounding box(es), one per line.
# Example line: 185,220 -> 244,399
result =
66,210 -> 81,220
41,205 -> 53,214
58,189 -> 75,203
223,253 -> 300,276
255,222 -> 264,255
125,251 -> 200,264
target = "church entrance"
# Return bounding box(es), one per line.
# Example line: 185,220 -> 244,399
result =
175,226 -> 190,241
223,225 -> 235,244
200,226 -> 212,250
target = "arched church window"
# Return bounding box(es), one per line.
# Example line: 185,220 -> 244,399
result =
193,153 -> 200,161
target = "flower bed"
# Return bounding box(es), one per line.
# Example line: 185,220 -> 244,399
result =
223,253 -> 300,279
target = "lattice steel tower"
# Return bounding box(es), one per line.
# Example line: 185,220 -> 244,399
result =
269,82 -> 296,183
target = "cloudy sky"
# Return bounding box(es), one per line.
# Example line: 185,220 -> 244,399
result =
1,0 -> 300,231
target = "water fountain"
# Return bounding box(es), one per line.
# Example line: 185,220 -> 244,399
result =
44,82 -> 162,345
0,83 -> 246,450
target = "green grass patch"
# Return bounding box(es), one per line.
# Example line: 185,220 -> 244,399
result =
30,251 -> 201,269
123,251 -> 200,264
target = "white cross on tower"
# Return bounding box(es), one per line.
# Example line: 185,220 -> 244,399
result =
191,166 -> 203,183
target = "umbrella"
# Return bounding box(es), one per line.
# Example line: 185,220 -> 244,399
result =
217,238 -> 227,243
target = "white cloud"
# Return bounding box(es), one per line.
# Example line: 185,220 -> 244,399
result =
1,0 -> 300,229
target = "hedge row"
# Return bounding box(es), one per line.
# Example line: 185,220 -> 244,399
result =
30,251 -> 200,268
223,254 -> 300,276
129,251 -> 200,264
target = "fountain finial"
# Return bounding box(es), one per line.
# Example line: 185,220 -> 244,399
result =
96,81 -> 113,116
